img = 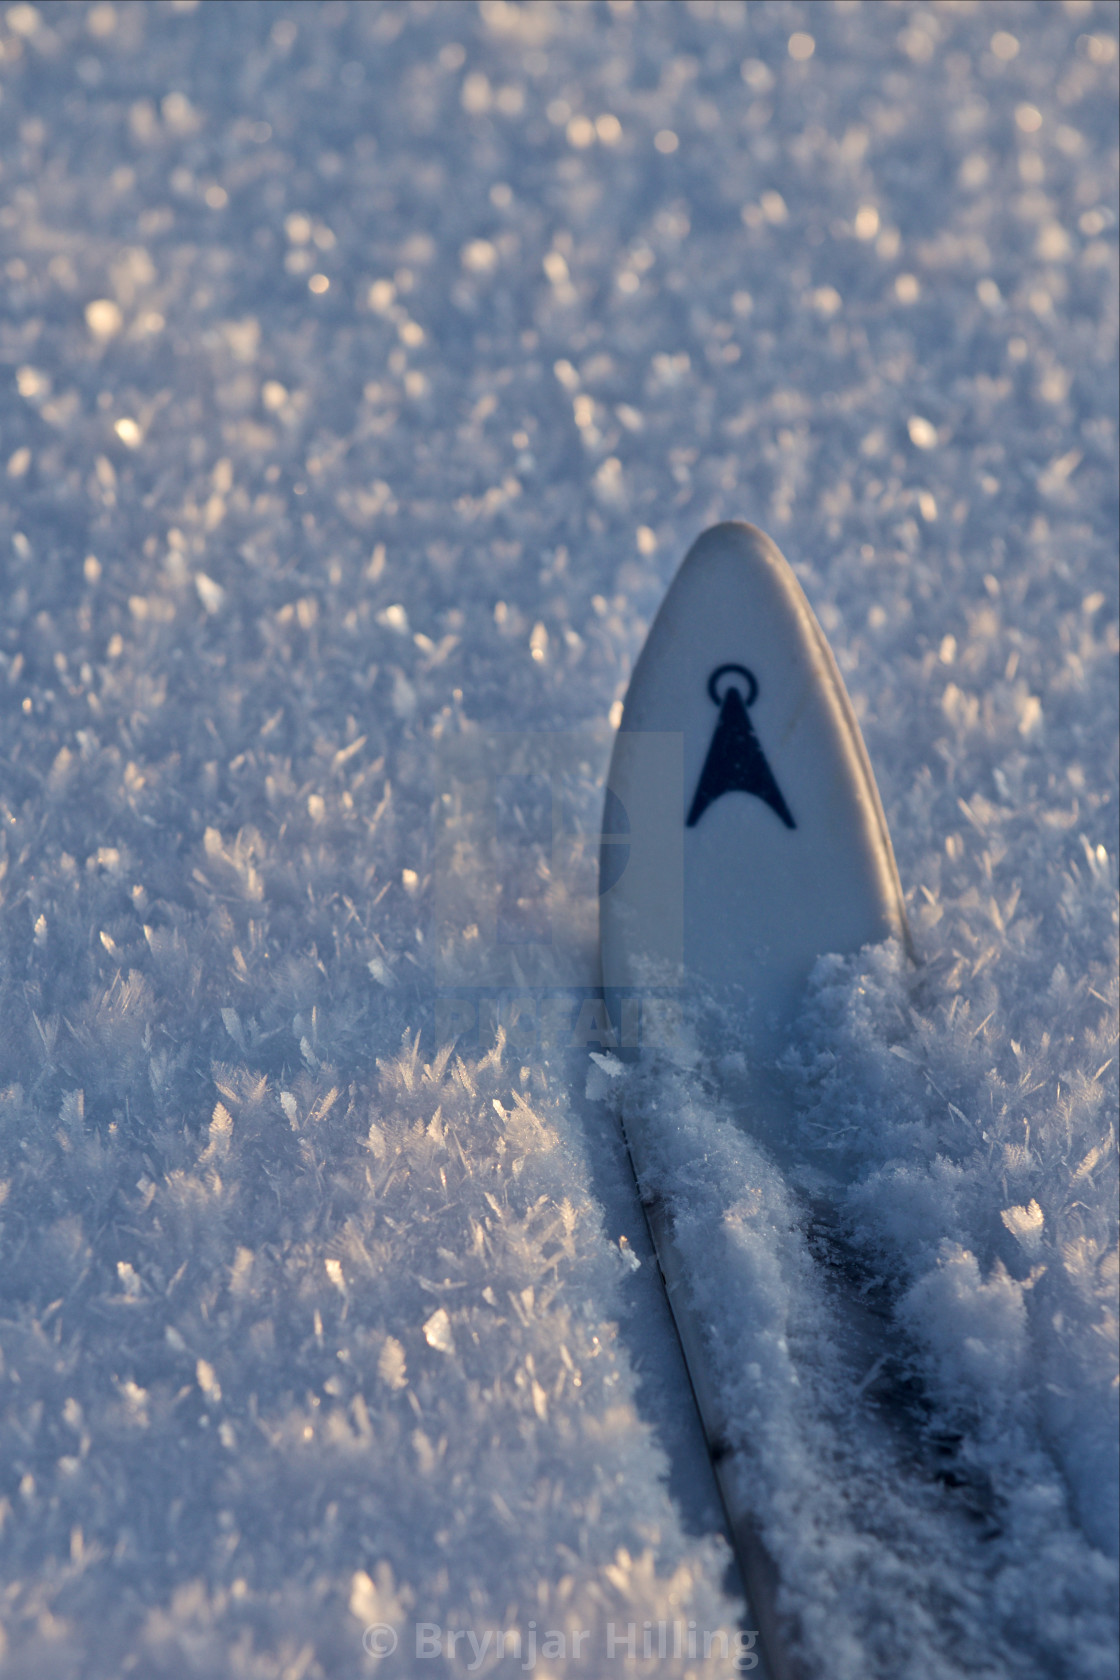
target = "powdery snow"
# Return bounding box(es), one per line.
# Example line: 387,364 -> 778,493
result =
0,3 -> 1116,1677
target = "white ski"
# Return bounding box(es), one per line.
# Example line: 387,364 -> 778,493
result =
599,522 -> 915,1678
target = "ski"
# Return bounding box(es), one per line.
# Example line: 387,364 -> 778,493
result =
598,522 -> 917,1677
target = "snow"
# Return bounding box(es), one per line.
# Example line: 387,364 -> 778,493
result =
0,2 -> 1115,1677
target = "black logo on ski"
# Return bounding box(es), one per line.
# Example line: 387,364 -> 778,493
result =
686,664 -> 796,830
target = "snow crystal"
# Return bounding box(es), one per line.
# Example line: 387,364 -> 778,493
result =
0,2 -> 1115,1678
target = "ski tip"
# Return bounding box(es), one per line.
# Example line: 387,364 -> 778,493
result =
680,519 -> 784,563
670,522 -> 821,644
600,519 -> 914,1050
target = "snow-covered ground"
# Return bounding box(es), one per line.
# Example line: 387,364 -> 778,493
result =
0,3 -> 1116,1677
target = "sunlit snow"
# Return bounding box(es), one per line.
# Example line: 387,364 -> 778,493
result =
0,4 -> 1115,1678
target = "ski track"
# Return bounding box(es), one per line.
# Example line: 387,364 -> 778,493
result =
601,999 -> 1117,1680
0,3 -> 1116,1678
